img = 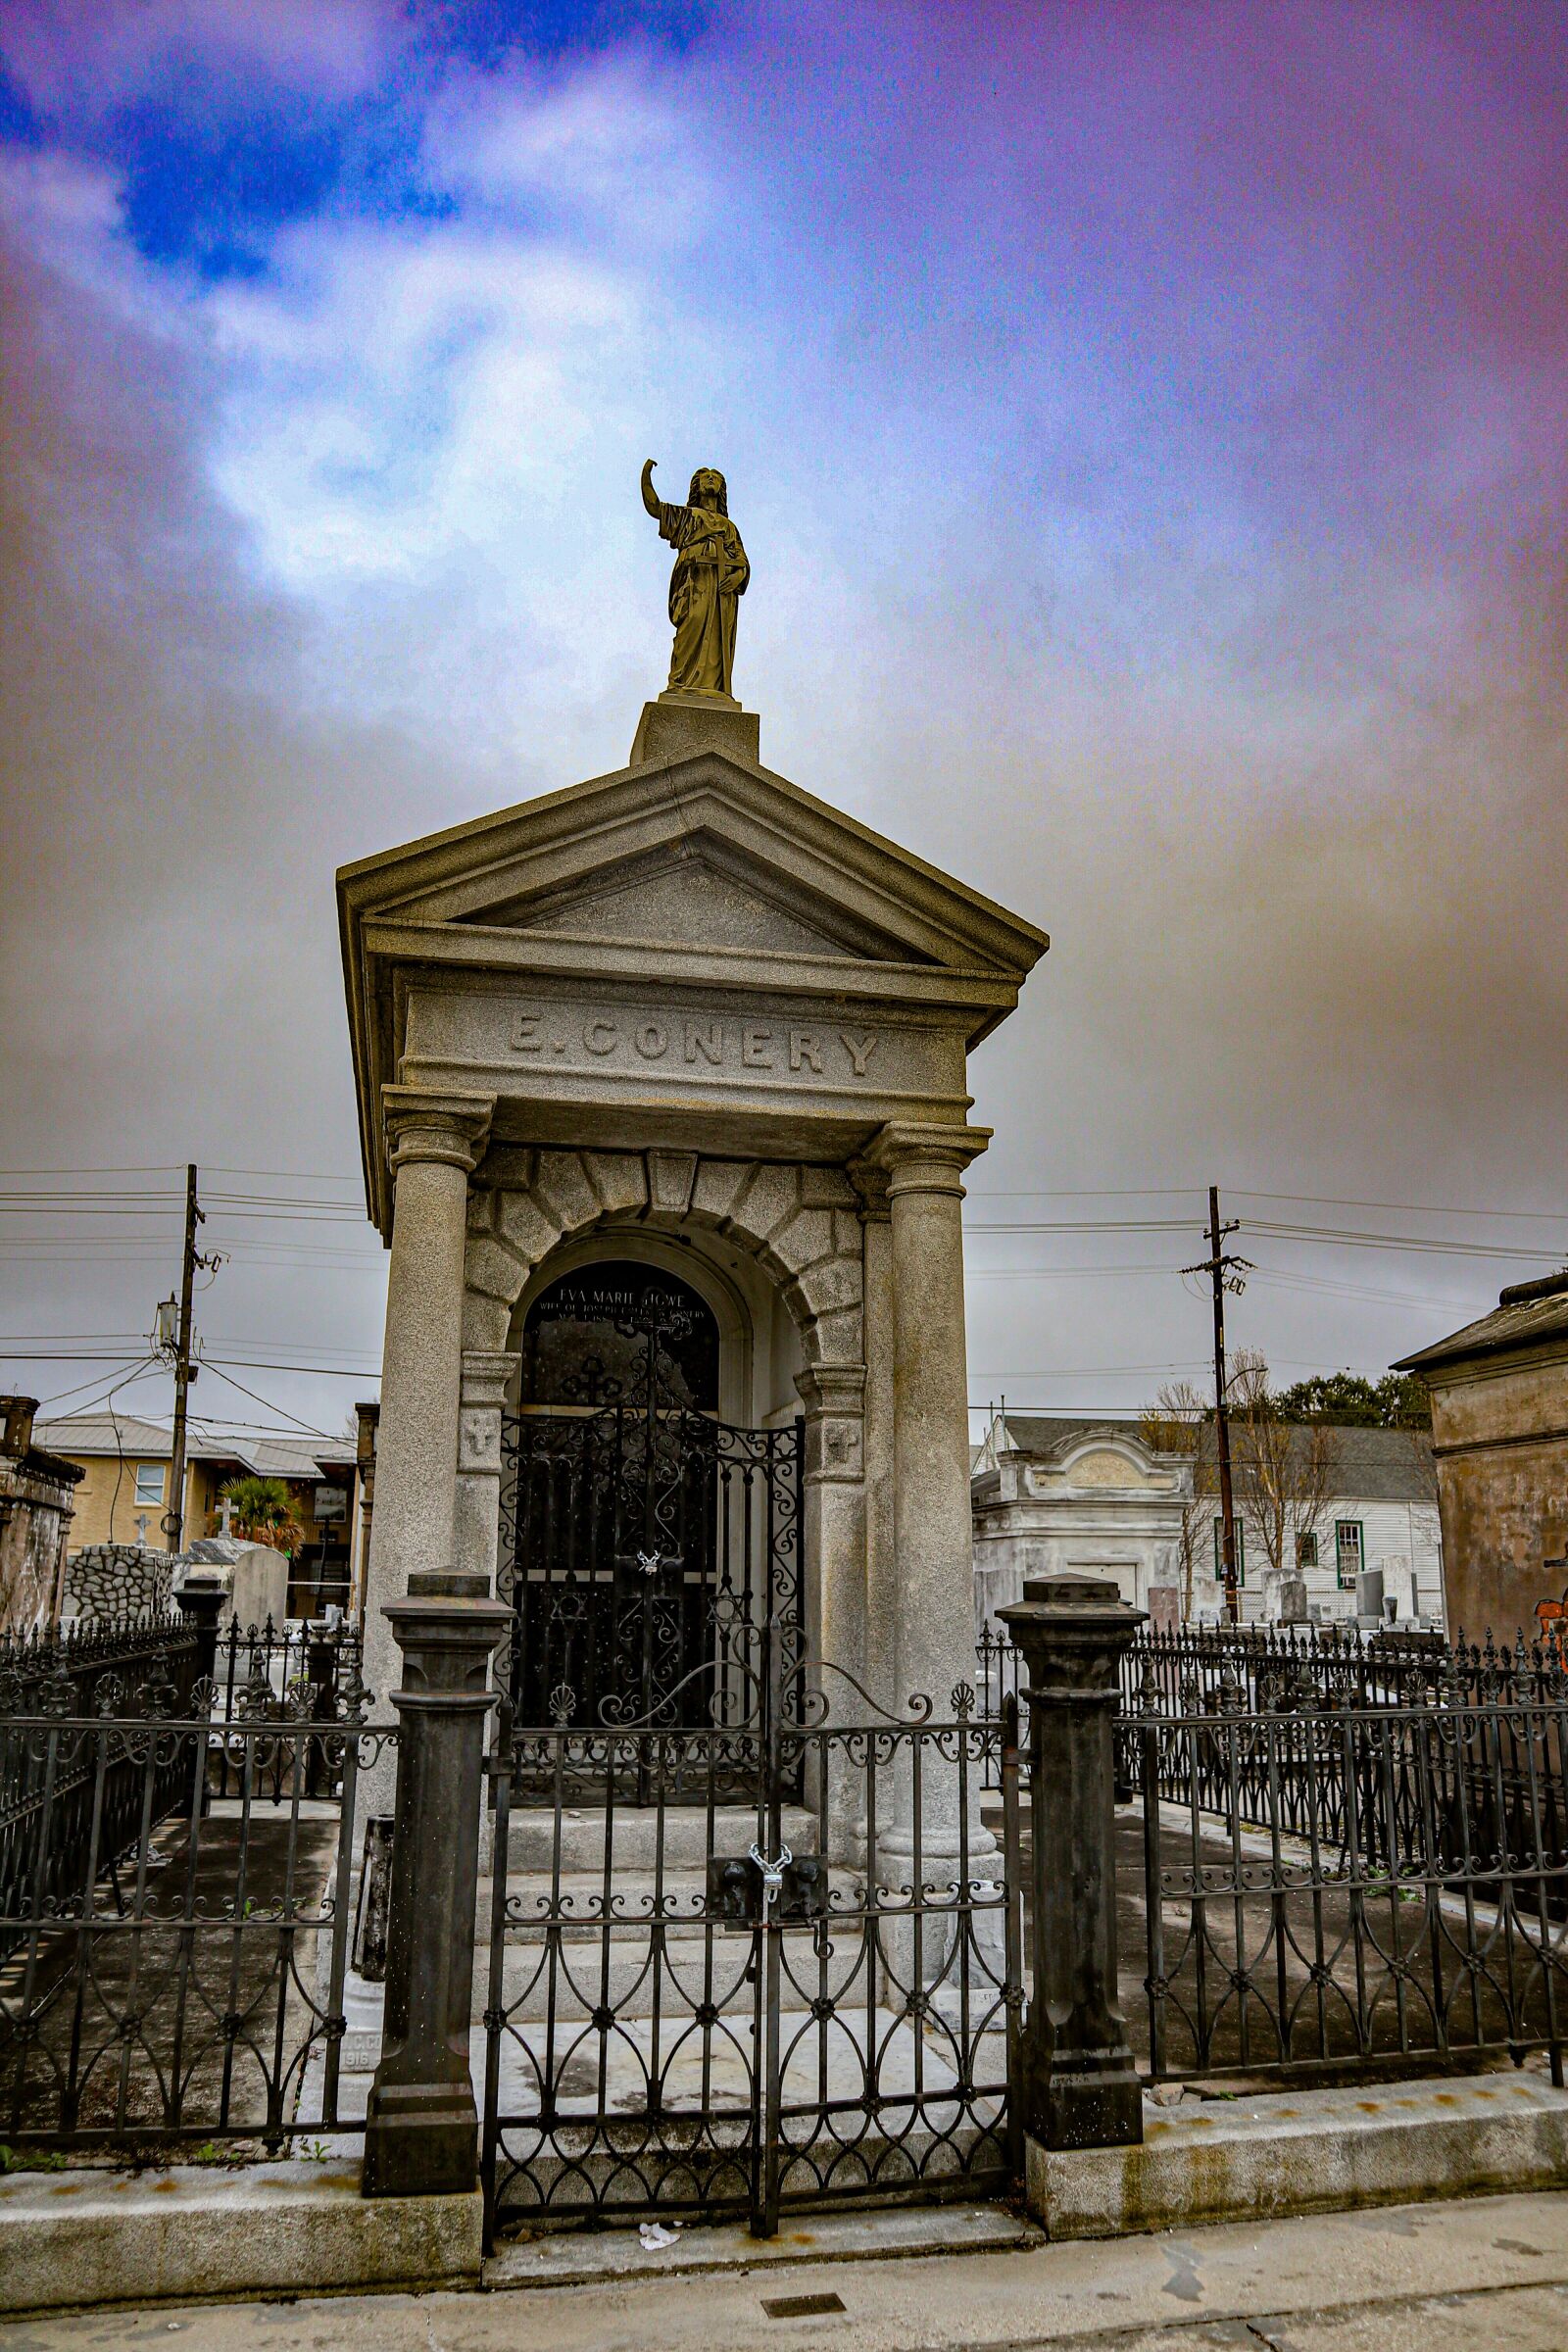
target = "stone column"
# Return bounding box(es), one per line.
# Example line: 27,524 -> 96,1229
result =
795,1363 -> 867,1860
361,1090 -> 493,1770
998,1572 -> 1145,2160
362,1567 -> 511,2199
849,1162 -> 897,1719
866,1121 -> 989,1718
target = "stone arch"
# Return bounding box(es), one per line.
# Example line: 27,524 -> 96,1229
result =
462,1147 -> 864,1372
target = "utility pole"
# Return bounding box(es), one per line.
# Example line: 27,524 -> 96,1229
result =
160,1164 -> 205,1560
1183,1189 -> 1252,1626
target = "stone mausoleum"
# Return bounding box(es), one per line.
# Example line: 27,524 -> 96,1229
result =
340,627 -> 1045,1796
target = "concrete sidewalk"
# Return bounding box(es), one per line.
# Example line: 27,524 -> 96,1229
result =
6,2188 -> 1568,2350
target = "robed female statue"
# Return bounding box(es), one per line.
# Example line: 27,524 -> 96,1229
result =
641,460 -> 750,698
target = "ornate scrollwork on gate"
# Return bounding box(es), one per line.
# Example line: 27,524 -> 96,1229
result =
498,1300 -> 805,1795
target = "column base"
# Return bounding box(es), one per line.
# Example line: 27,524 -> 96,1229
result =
362,2080 -> 479,2200
1027,2040 -> 1144,2151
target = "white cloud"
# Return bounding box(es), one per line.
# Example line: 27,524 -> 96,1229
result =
420,56 -> 702,247
0,0 -> 400,122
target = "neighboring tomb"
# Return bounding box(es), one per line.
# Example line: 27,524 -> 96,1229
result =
178,1535 -> 291,1631
61,1540 -> 172,1625
1397,1270 -> 1568,1641
0,1396 -> 82,1630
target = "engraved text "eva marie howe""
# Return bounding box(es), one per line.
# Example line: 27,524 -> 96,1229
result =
509,1013 -> 880,1079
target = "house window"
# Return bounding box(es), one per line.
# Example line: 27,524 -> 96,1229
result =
133,1463 -> 166,1508
1212,1516 -> 1245,1584
1297,1532 -> 1319,1570
1336,1521 -> 1364,1589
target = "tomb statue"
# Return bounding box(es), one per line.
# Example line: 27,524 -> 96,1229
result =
640,459 -> 750,698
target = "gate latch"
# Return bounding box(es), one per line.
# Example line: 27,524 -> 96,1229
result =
751,1840 -> 791,1910
615,1548 -> 683,1579
707,1845 -> 828,1925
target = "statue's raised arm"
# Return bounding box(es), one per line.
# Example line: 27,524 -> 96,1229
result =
640,459 -> 748,700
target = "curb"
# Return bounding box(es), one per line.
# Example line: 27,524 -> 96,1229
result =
0,2160 -> 481,2318
1030,2070 -> 1568,2238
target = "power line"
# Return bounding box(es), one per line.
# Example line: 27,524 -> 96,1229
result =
971,1186 -> 1568,1223
36,1357 -> 164,1412
192,1359 -> 360,1437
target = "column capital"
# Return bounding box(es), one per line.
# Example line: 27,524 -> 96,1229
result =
795,1363 -> 867,1417
795,1364 -> 866,1487
460,1349 -> 518,1410
864,1121 -> 991,1199
382,1087 -> 494,1178
845,1157 -> 892,1222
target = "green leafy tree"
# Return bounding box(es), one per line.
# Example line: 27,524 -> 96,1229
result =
1273,1370 -> 1432,1430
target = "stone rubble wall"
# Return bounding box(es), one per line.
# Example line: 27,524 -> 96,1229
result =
61,1543 -> 174,1624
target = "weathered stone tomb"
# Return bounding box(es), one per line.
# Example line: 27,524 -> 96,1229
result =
339,692 -> 1046,1753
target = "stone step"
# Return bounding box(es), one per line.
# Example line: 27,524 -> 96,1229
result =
499,1802 -> 817,1875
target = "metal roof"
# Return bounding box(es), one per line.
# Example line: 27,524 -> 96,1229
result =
34,1415 -> 352,1485
34,1413 -> 174,1458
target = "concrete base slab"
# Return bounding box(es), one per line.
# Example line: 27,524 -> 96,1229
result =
11,2188 -> 1568,2349
0,2161 -> 482,2318
1030,2069 -> 1568,2239
483,2197 -> 1038,2288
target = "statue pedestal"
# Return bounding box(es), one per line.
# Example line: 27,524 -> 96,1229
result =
631,692 -> 760,768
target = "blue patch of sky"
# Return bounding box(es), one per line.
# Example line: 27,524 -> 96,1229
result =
0,1 -> 712,282
416,2 -> 710,69
0,58 -> 40,146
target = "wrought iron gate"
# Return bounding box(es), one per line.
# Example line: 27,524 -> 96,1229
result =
479,1682 -> 1021,2245
498,1305 -> 805,1779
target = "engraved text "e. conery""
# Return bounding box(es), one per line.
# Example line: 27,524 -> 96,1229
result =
509,1012 -> 879,1080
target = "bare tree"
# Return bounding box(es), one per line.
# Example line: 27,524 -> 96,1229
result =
1226,1349 -> 1341,1604
1139,1380 -> 1211,1623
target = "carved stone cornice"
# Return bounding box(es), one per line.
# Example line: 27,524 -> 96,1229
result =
382,1087 -> 494,1178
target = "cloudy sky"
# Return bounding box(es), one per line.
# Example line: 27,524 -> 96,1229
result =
2,0 -> 1565,1446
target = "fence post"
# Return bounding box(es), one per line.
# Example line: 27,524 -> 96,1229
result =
998,1571 -> 1146,2158
175,1571 -> 226,1690
362,1568 -> 510,2200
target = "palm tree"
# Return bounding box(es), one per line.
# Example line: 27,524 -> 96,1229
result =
218,1475 -> 301,1555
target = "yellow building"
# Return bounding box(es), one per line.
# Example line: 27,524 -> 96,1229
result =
35,1412 -> 368,1618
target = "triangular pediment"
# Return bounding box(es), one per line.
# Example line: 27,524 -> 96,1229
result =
341,742 -> 1048,979
338,726 -> 1048,1228
457,833 -> 916,962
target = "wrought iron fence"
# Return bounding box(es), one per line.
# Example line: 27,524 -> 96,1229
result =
0,1690 -> 391,2155
207,1618 -> 366,1801
0,1615 -> 201,1722
975,1619 -> 1568,1790
1132,1676 -> 1568,2085
480,1675 -> 1019,2244
1,1621 -> 206,1962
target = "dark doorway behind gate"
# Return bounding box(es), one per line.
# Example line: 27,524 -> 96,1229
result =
500,1262 -> 802,1767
